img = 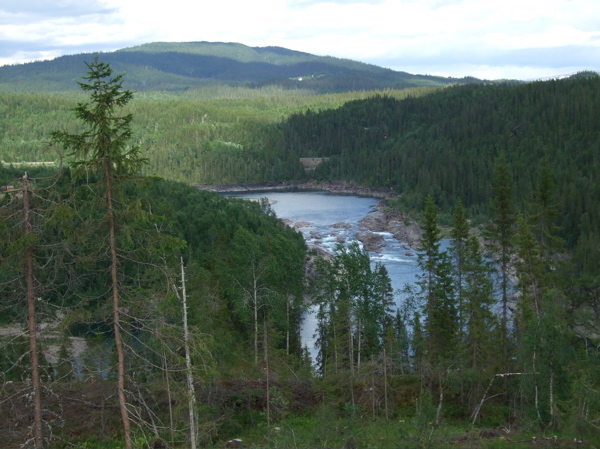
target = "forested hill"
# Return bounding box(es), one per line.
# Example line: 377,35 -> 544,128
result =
3,56 -> 600,447
0,41 -> 480,94
282,73 -> 600,247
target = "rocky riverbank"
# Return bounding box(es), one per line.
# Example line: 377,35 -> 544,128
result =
201,181 -> 423,251
281,198 -> 423,253
196,180 -> 397,199
358,198 -> 423,250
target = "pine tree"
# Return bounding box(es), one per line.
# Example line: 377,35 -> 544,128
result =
450,198 -> 469,347
418,195 -> 442,365
463,235 -> 496,372
463,235 -> 500,416
515,213 -> 544,319
487,152 -> 515,371
313,241 -> 393,408
530,156 -> 563,263
417,195 -> 457,367
0,170 -> 68,448
266,234 -> 306,356
51,58 -> 146,449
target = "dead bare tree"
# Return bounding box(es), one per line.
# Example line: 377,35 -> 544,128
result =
22,173 -> 43,448
0,168 -> 70,448
180,256 -> 198,449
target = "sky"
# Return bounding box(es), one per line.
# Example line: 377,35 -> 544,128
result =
1,0 -> 599,80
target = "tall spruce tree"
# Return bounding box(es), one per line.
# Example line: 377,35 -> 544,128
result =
450,198 -> 470,352
487,152 -> 516,371
51,58 -> 146,449
515,213 -> 544,319
463,235 -> 496,371
530,156 -> 563,263
462,235 -> 498,413
417,195 -> 456,367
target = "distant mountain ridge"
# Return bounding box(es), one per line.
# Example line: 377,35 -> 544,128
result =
0,41 -> 483,93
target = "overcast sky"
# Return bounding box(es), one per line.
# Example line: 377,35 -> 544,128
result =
1,0 -> 599,80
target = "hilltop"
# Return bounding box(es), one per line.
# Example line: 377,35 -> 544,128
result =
0,41 -> 484,94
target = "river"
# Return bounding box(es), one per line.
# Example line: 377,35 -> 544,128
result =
224,190 -> 424,359
224,190 -> 423,292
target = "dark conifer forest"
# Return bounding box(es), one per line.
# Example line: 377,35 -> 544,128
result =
1,47 -> 599,448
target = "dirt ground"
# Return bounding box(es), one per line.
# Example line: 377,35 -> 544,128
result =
0,381 -> 122,448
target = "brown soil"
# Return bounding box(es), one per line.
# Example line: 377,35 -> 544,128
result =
0,378 -> 318,448
1,381 -> 122,448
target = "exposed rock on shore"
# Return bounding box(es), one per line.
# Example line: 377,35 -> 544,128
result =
281,219 -> 313,230
197,180 -> 396,198
356,232 -> 385,252
304,245 -> 332,280
334,233 -> 346,243
359,199 -> 422,249
331,222 -> 352,229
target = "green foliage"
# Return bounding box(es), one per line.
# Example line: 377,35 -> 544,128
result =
530,155 -> 563,257
50,57 -> 145,178
0,84 -> 431,188
515,213 -> 544,319
486,153 -> 516,371
416,196 -> 457,367
313,243 -> 394,377
449,199 -> 469,354
462,236 -> 497,371
516,296 -> 577,431
57,437 -> 125,449
413,389 -> 438,448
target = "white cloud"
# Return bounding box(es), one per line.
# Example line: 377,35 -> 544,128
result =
1,0 -> 599,79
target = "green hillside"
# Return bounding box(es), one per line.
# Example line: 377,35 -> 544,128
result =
281,73 -> 600,268
0,83 -> 436,182
0,41 -> 479,94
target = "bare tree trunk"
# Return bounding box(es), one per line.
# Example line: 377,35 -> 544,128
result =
501,253 -> 509,372
383,348 -> 389,420
332,322 -> 338,375
436,378 -> 444,428
105,158 -> 132,449
357,317 -> 361,371
264,322 -> 271,426
181,257 -> 197,449
286,297 -> 290,356
349,315 -> 355,407
533,348 -> 542,423
472,372 -> 527,425
371,360 -> 376,419
163,349 -> 175,448
254,285 -> 259,366
549,371 -> 554,425
23,173 -> 43,449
